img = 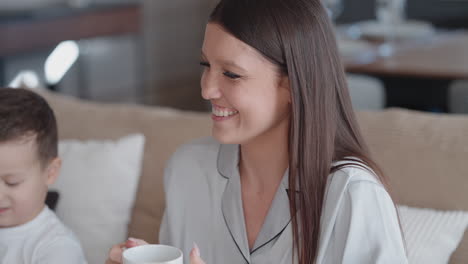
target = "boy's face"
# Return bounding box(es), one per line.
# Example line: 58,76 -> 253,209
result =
0,138 -> 61,228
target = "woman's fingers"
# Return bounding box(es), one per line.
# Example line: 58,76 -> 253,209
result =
107,238 -> 148,264
107,242 -> 126,263
125,238 -> 149,248
190,243 -> 206,264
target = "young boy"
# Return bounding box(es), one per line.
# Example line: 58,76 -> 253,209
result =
0,88 -> 87,264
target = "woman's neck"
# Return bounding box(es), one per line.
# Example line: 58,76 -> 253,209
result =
239,119 -> 289,191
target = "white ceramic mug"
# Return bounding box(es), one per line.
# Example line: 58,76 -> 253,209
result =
122,244 -> 183,264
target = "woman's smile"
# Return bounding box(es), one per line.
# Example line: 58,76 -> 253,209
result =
211,103 -> 239,121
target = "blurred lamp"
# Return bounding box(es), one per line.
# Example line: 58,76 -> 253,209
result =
8,70 -> 41,89
44,40 -> 80,86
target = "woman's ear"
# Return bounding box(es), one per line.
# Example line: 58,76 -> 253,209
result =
46,157 -> 62,186
280,75 -> 291,103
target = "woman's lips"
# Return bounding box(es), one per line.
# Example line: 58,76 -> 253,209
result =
211,113 -> 238,122
211,103 -> 239,122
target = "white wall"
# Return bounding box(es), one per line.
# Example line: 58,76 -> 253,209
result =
4,35 -> 142,103
3,0 -> 220,109
142,0 -> 218,111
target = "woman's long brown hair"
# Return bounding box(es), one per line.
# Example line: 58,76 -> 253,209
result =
210,0 -> 395,263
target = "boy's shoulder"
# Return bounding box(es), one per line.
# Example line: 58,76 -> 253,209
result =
30,207 -> 86,262
38,207 -> 77,238
0,206 -> 86,264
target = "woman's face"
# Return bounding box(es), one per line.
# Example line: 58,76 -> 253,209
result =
201,23 -> 291,145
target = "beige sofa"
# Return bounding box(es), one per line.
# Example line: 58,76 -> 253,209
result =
40,90 -> 467,263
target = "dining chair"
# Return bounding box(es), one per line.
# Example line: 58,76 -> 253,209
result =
448,80 -> 468,114
346,74 -> 386,111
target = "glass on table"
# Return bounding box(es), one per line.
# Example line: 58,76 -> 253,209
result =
322,0 -> 344,22
375,0 -> 407,56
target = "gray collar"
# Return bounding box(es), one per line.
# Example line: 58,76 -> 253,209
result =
217,143 -> 290,189
217,143 -> 292,262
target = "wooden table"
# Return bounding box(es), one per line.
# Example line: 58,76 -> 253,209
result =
342,31 -> 468,112
0,3 -> 141,85
344,31 -> 468,80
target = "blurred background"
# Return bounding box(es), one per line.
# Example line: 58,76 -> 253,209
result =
0,0 -> 467,112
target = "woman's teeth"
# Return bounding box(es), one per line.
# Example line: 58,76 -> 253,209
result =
212,107 -> 239,117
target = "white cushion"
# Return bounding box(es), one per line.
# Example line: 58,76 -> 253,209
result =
398,205 -> 468,264
51,134 -> 145,264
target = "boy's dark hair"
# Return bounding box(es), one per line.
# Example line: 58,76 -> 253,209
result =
0,88 -> 58,166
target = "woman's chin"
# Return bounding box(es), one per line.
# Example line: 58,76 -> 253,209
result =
212,129 -> 239,145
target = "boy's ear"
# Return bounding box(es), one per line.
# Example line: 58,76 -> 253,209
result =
46,157 -> 62,186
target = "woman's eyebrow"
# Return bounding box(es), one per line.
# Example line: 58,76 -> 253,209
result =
201,51 -> 247,72
0,173 -> 16,180
217,59 -> 248,73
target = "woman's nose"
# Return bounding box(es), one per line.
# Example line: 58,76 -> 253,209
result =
201,72 -> 222,100
0,184 -> 8,201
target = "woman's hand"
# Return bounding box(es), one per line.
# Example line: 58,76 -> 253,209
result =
105,238 -> 148,264
105,238 -> 205,264
190,243 -> 206,264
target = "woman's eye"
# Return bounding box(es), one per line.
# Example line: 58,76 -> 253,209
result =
200,61 -> 210,67
223,71 -> 241,79
6,182 -> 21,187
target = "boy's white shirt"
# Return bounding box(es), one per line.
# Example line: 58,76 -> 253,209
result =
0,206 -> 87,264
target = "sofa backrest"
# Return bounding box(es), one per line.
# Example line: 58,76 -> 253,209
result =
357,109 -> 468,263
40,90 -> 212,244
40,90 -> 467,263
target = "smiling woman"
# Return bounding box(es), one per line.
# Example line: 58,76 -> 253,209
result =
107,0 -> 408,264
200,23 -> 291,146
